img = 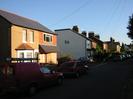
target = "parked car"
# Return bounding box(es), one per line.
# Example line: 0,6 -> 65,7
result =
0,62 -> 63,95
78,57 -> 94,64
57,61 -> 88,78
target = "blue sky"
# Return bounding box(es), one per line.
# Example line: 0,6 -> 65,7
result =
0,0 -> 133,44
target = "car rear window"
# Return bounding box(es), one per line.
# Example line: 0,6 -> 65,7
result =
0,65 -> 14,79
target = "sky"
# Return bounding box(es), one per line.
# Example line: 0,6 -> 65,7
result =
0,0 -> 133,44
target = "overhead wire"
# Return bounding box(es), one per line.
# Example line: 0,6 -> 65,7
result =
114,0 -> 131,43
102,0 -> 123,34
51,0 -> 94,26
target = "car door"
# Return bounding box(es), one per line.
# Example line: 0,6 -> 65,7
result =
2,64 -> 16,90
40,67 -> 56,86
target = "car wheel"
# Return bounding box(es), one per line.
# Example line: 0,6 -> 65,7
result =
57,77 -> 63,85
28,85 -> 37,96
75,72 -> 79,78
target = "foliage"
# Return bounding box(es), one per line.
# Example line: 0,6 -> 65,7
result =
127,14 -> 133,40
57,56 -> 71,65
96,44 -> 102,53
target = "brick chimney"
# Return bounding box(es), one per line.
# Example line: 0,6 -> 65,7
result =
72,25 -> 80,33
88,32 -> 95,38
95,35 -> 100,39
82,31 -> 87,37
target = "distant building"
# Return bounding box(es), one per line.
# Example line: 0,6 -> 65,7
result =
88,32 -> 103,54
55,27 -> 92,60
103,37 -> 121,53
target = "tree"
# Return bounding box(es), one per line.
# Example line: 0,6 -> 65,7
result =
127,14 -> 133,39
95,44 -> 102,53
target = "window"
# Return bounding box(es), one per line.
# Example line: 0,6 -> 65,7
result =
65,40 -> 70,44
19,52 -> 24,58
22,29 -> 27,43
6,66 -> 14,76
30,31 -> 34,43
27,52 -> 33,58
17,50 -> 33,58
44,34 -> 52,42
34,52 -> 39,58
40,67 -> 50,73
0,66 -> 14,79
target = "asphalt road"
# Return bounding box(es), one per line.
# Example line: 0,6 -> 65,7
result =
2,59 -> 133,99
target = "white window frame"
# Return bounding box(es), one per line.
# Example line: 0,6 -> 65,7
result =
44,33 -> 52,42
34,49 -> 39,58
86,40 -> 91,49
30,31 -> 34,43
22,30 -> 27,43
17,50 -> 34,58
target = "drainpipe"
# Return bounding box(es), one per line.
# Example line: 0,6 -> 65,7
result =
85,40 -> 87,58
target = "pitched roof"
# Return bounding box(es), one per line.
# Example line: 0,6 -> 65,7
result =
39,45 -> 57,54
104,41 -> 120,45
55,29 -> 92,41
15,44 -> 34,50
0,9 -> 55,34
89,36 -> 103,43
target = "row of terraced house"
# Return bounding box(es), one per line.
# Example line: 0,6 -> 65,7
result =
0,10 -> 121,64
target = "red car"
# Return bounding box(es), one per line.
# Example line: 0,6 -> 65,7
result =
0,63 -> 63,95
57,61 -> 88,78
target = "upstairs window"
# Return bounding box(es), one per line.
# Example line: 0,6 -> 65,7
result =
22,29 -> 27,43
30,31 -> 34,43
65,40 -> 70,44
44,34 -> 52,42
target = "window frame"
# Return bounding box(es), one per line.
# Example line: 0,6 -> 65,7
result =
43,33 -> 52,42
17,50 -> 34,58
30,31 -> 34,43
22,29 -> 27,43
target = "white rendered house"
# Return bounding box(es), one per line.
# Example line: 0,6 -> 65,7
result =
55,29 -> 92,60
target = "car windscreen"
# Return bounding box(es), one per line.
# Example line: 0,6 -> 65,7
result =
40,67 -> 51,73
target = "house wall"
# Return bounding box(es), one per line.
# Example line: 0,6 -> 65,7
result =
39,32 -> 57,64
103,42 -> 121,53
56,30 -> 87,60
92,41 -> 97,49
11,25 -> 57,64
46,53 -> 57,64
11,25 -> 39,58
39,32 -> 57,46
103,43 -> 109,52
116,45 -> 121,53
0,16 -> 11,58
